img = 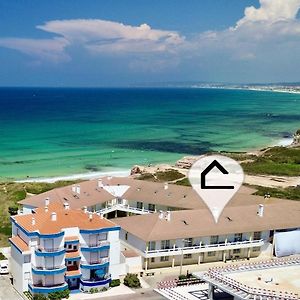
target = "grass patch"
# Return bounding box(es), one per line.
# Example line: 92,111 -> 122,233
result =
174,177 -> 191,186
241,147 -> 300,176
250,184 -> 300,201
138,169 -> 185,182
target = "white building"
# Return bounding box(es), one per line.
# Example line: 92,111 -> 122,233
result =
10,202 -> 121,296
17,177 -> 300,274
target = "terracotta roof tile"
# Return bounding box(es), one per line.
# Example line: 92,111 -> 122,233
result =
9,236 -> 30,253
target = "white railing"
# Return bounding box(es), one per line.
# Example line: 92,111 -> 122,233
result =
96,204 -> 154,215
145,239 -> 264,256
81,257 -> 109,266
32,264 -> 66,271
81,240 -> 110,248
36,246 -> 65,253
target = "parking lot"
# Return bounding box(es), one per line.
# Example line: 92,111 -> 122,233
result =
0,275 -> 23,300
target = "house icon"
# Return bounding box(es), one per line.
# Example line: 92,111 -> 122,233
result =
201,159 -> 234,190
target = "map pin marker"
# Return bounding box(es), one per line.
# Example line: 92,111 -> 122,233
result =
188,154 -> 244,223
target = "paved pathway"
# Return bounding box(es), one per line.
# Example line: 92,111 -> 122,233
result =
0,275 -> 23,300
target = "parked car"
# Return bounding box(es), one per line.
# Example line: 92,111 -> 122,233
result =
0,261 -> 9,274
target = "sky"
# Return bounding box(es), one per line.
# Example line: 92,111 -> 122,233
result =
0,0 -> 300,87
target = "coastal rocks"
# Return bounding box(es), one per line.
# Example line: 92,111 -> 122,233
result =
175,155 -> 202,169
292,129 -> 300,146
130,165 -> 142,175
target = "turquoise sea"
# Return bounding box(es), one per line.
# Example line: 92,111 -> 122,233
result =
0,87 -> 299,181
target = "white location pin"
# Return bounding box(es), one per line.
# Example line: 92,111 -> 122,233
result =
188,154 -> 244,223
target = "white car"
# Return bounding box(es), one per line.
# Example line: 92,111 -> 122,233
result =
0,261 -> 9,275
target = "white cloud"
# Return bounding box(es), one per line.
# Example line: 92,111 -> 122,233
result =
0,37 -> 70,63
236,0 -> 300,27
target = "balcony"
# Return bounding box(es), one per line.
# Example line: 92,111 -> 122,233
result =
28,282 -> 68,294
32,264 -> 67,275
80,257 -> 109,269
144,239 -> 265,258
97,204 -> 154,215
35,247 -> 65,257
80,274 -> 111,287
80,241 -> 110,252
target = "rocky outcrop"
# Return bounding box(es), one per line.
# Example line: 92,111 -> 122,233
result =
292,129 -> 300,146
175,155 -> 202,169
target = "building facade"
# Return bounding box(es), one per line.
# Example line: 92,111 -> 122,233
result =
10,204 -> 121,296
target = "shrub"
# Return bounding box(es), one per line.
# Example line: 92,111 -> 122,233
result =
178,275 -> 187,280
123,273 -> 141,288
33,294 -> 48,300
0,252 -> 6,260
109,279 -> 121,287
8,205 -> 19,216
101,287 -> 108,292
48,289 -> 69,300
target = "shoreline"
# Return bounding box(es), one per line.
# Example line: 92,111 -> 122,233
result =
192,85 -> 300,95
12,136 -> 294,184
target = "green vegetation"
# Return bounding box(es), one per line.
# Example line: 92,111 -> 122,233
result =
250,185 -> 300,201
0,181 -> 77,247
241,147 -> 300,176
175,177 -> 191,186
123,273 -> 141,288
110,279 -> 121,287
33,294 -> 48,300
138,169 -> 185,182
0,251 -> 6,260
48,289 -> 70,300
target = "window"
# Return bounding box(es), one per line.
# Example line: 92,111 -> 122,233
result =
125,232 -> 128,241
210,235 -> 219,244
148,204 -> 156,211
233,249 -> 240,254
253,231 -> 261,240
207,251 -> 216,257
160,256 -> 169,262
184,238 -> 193,247
184,254 -> 192,259
24,255 -> 31,263
151,258 -> 155,263
253,247 -> 261,252
234,233 -> 243,242
67,244 -> 72,249
99,233 -> 107,241
148,241 -> 156,251
161,240 -> 170,250
137,202 -> 143,209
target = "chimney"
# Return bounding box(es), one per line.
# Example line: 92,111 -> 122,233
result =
76,185 -> 81,195
165,211 -> 171,221
71,185 -> 76,193
100,213 -> 104,219
89,212 -> 93,221
45,197 -> 50,207
257,204 -> 264,217
164,182 -> 168,190
32,217 -> 36,226
107,176 -> 112,181
83,206 -> 88,213
51,212 -> 57,221
63,202 -> 70,210
98,179 -> 103,188
159,210 -> 164,220
45,206 -> 48,213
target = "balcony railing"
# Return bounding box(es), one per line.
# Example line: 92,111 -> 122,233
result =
37,246 -> 65,253
81,257 -> 109,266
82,240 -> 110,248
97,204 -> 154,215
28,282 -> 68,294
33,264 -> 66,271
144,239 -> 264,256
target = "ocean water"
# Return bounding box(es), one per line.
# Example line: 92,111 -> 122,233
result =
0,87 -> 299,181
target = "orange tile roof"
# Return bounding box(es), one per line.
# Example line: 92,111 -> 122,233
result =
65,251 -> 81,259
9,236 -> 30,253
13,203 -> 118,235
65,270 -> 81,277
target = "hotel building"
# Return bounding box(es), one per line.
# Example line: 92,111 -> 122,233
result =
10,202 -> 121,295
14,176 -> 300,292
